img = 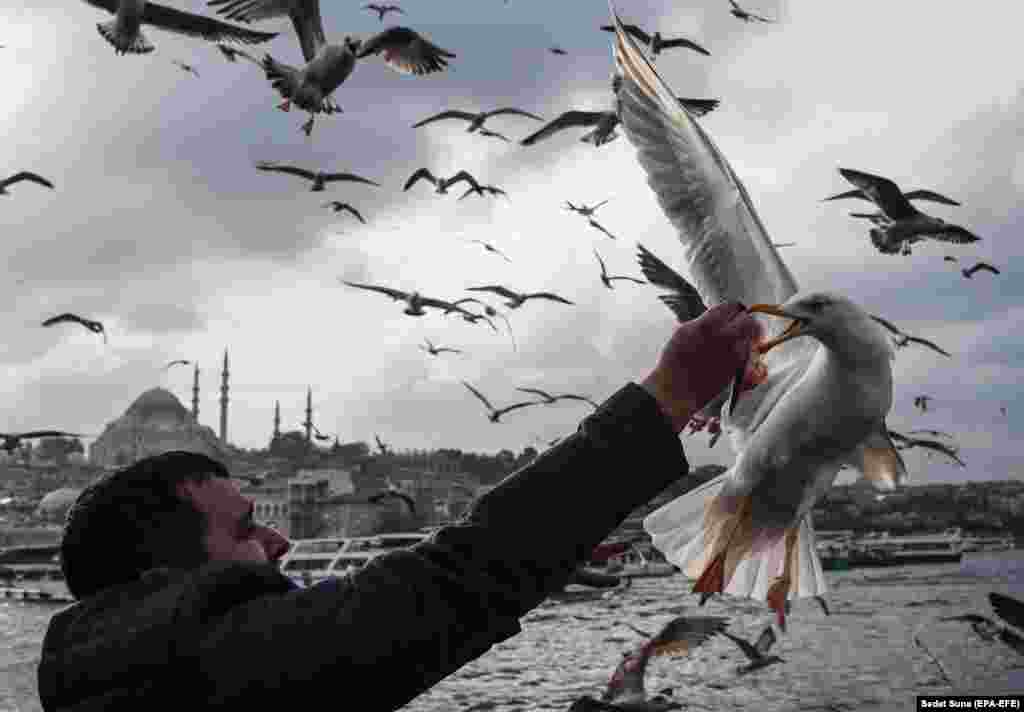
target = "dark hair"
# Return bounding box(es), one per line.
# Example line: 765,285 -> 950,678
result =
60,450 -> 230,599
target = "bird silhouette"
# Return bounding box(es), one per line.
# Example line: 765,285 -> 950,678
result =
570,615 -> 729,712
961,262 -> 1000,279
598,24 -> 710,57
594,249 -> 645,289
939,593 -> 1024,655
42,313 -> 107,343
404,168 -> 482,195
462,382 -> 543,423
835,168 -> 981,256
368,481 -> 417,515
565,199 -> 610,217
727,0 -> 776,23
549,46 -> 567,55
1,431 -> 84,453
322,202 -> 366,223
340,281 -> 467,317
171,59 -> 199,76
721,626 -> 785,674
913,395 -> 932,413
86,0 -> 278,56
419,338 -> 462,356
412,106 -> 543,133
943,255 -> 958,262
0,172 -> 54,195
255,162 -> 380,192
375,434 -> 390,455
163,359 -> 191,370
465,285 -> 573,309
869,315 -> 951,357
363,3 -> 403,21
515,388 -> 598,409
635,243 -> 708,322
824,186 -> 960,207
521,96 -> 718,148
467,240 -> 511,262
887,430 -> 964,467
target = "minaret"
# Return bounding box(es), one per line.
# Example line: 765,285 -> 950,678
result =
303,387 -> 313,444
219,349 -> 229,445
191,362 -> 200,422
273,400 -> 281,440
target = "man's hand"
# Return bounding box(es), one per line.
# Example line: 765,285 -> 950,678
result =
641,302 -> 763,433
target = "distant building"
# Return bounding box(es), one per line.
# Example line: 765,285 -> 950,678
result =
88,387 -> 228,468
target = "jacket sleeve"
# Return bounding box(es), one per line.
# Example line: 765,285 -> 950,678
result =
187,383 -> 689,709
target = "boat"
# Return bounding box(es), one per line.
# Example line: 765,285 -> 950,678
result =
847,528 -> 965,567
962,533 -> 1016,553
0,544 -> 73,603
600,542 -> 677,579
815,530 -> 853,571
278,532 -> 429,586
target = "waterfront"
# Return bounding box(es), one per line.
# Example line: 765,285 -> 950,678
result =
2,551 -> 1023,711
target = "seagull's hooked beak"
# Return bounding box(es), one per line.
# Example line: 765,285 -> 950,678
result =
747,304 -> 807,354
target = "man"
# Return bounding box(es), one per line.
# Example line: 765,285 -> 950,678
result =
38,302 -> 760,710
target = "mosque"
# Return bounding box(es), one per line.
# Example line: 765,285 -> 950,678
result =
87,351 -> 320,468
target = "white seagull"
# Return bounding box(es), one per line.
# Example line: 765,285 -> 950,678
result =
84,0 -> 278,56
609,6 -> 906,632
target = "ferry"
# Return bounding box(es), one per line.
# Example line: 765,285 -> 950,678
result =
847,528 -> 965,567
962,533 -> 1016,553
278,532 -> 429,586
0,543 -> 73,602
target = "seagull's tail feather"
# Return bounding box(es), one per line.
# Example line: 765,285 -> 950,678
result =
646,474 -> 827,617
96,22 -> 154,55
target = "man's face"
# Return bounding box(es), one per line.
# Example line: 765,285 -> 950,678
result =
178,477 -> 291,564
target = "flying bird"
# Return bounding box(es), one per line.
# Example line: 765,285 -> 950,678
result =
467,240 -> 511,263
612,12 -> 905,632
570,615 -> 729,712
522,96 -> 719,148
354,26 -> 455,75
515,388 -> 599,409
599,23 -> 710,58
368,481 -> 417,515
171,59 -> 200,76
412,107 -> 544,133
84,0 -> 277,56
42,313 -> 107,343
961,262 -> 1000,279
549,46 -> 567,55
1,431 -> 84,454
163,359 -> 192,370
322,201 -> 366,223
565,199 -> 610,217
340,281 -> 464,317
943,255 -> 958,263
375,434 -> 390,455
465,285 -> 574,309
594,249 -> 645,289
404,168 -> 482,195
835,168 -> 982,256
720,626 -> 785,674
887,430 -> 964,467
460,184 -> 508,200
913,395 -> 932,413
255,162 -> 380,192
461,382 -> 543,423
0,172 -> 54,195
823,187 -> 960,207
727,0 -> 776,23
869,315 -> 951,357
363,3 -> 403,21
939,593 -> 1024,655
419,338 -> 462,356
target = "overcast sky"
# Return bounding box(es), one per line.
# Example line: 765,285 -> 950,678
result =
2,0 -> 1021,485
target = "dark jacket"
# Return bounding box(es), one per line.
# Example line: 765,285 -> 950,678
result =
38,383 -> 688,710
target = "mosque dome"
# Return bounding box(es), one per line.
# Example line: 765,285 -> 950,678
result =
125,388 -> 189,422
36,487 -> 83,520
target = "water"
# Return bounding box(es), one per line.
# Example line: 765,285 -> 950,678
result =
3,553 -> 1023,711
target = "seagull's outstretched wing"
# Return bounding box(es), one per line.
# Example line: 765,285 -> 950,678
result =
101,0 -> 280,45
412,110 -> 477,128
340,281 -> 409,301
255,162 -> 316,180
612,5 -> 804,373
358,26 -> 455,75
902,189 -> 961,206
636,243 -> 707,322
520,111 -> 608,145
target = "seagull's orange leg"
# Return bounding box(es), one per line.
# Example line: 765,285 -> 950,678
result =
692,496 -> 753,597
766,526 -> 799,632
